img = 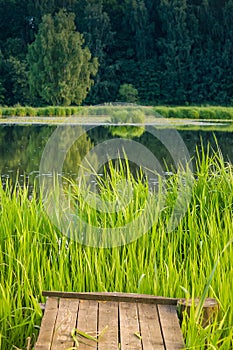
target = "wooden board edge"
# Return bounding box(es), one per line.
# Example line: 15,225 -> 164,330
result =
42,291 -> 178,305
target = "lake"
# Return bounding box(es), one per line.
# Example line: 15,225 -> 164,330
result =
0,122 -> 232,190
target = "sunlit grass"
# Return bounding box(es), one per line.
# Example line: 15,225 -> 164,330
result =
0,149 -> 232,349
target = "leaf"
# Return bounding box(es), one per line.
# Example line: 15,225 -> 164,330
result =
134,331 -> 142,340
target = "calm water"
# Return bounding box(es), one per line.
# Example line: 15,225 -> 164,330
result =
0,124 -> 232,188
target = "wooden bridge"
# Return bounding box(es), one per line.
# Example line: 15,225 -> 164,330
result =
35,291 -> 186,350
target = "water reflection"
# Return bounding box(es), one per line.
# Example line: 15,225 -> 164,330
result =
109,125 -> 145,138
0,124 -> 232,190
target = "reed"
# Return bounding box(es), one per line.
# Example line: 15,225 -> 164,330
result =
0,149 -> 232,349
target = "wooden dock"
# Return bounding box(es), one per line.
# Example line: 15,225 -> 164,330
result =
35,291 -> 185,350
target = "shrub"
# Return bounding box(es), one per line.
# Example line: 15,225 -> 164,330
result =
215,108 -> 233,120
111,110 -> 128,123
71,106 -> 80,115
186,108 -> 200,119
167,107 -> 178,118
2,108 -> 16,116
110,109 -> 145,124
25,107 -> 36,116
128,110 -> 145,123
119,84 -> 138,103
36,108 -> 46,116
15,107 -> 26,116
53,107 -> 66,116
65,107 -> 72,116
199,108 -> 216,120
174,107 -> 187,118
153,107 -> 169,118
59,107 -> 66,116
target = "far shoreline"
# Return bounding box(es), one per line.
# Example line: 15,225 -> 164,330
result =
0,116 -> 232,132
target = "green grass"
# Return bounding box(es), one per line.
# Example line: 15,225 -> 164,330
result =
154,106 -> 233,120
1,105 -> 233,120
0,149 -> 232,349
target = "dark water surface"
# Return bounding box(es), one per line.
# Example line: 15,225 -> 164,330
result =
0,124 -> 232,188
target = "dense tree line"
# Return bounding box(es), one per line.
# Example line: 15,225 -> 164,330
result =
0,0 -> 233,106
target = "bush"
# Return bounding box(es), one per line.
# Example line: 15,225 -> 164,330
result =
174,107 -> 187,118
43,107 -> 55,116
167,107 -> 178,118
111,110 -> 128,123
25,107 -> 36,116
2,107 -> 16,116
36,108 -> 46,116
71,106 -> 81,115
215,108 -> 233,120
65,107 -> 72,116
119,84 -> 138,103
110,109 -> 145,124
186,108 -> 200,119
199,108 -> 216,120
128,110 -> 145,123
154,107 -> 169,118
15,107 -> 26,116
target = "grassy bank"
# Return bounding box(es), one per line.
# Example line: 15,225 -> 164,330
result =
0,150 -> 232,349
1,105 -> 233,120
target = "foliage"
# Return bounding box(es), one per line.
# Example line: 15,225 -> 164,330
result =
118,83 -> 138,103
153,106 -> 233,120
1,105 -> 233,120
74,0 -> 116,104
1,106 -> 82,117
110,109 -> 145,123
109,125 -> 145,138
27,9 -> 98,106
1,1 -> 233,106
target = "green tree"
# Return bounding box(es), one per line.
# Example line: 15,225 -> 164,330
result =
124,0 -> 150,62
157,0 -> 193,104
2,56 -> 29,105
74,0 -> 116,104
27,9 -> 98,106
0,51 -> 5,104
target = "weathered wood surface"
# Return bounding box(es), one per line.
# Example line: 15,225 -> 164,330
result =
76,300 -> 98,349
51,298 -> 79,350
138,303 -> 164,349
158,304 -> 185,350
98,301 -> 119,350
35,298 -> 58,350
119,302 -> 141,349
42,290 -> 178,305
178,298 -> 219,328
35,292 -> 186,350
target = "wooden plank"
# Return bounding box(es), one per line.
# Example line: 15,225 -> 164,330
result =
138,303 -> 164,350
119,302 -> 142,350
157,304 -> 185,350
42,291 -> 178,305
76,299 -> 98,350
35,297 -> 59,350
51,298 -> 79,350
98,301 -> 119,350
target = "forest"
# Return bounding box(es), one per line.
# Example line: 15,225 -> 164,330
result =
0,0 -> 233,107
